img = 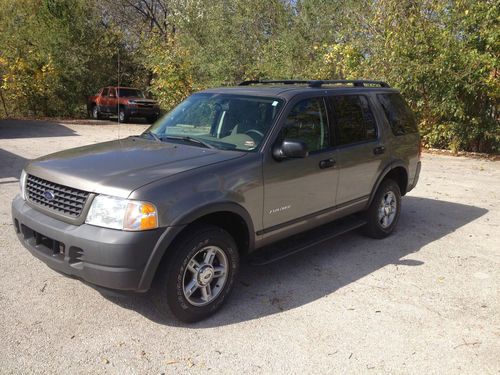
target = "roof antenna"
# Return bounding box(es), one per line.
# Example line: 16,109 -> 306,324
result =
117,48 -> 121,140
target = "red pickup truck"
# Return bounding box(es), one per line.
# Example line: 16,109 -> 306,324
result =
88,87 -> 160,123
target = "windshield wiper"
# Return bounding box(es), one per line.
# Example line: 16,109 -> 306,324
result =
163,135 -> 215,149
141,130 -> 161,142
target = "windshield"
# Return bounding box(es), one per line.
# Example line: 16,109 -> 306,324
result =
118,88 -> 145,98
147,93 -> 284,151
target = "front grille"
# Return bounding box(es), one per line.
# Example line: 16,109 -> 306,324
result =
26,175 -> 90,217
135,101 -> 154,107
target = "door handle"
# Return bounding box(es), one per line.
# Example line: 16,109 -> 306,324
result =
373,146 -> 386,155
319,158 -> 336,169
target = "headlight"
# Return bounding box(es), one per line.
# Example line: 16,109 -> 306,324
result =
85,195 -> 158,231
19,170 -> 27,200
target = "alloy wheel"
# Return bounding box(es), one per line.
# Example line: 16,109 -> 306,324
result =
378,191 -> 397,228
182,246 -> 228,306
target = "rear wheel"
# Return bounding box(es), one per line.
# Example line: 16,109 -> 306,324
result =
91,105 -> 101,119
153,225 -> 239,323
363,179 -> 401,238
118,108 -> 128,123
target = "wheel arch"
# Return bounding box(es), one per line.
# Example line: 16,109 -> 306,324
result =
368,162 -> 409,206
137,202 -> 254,291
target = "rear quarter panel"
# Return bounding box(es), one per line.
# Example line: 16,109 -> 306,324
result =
87,95 -> 99,110
369,91 -> 420,191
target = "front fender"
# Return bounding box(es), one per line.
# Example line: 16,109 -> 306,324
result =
137,201 -> 255,292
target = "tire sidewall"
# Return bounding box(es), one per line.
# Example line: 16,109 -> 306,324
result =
119,108 -> 128,123
166,227 -> 239,322
370,179 -> 401,236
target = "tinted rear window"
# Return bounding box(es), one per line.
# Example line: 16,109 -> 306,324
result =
377,93 -> 418,135
328,95 -> 377,146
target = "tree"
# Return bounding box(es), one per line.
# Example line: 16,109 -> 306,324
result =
1,0 -> 498,152
0,0 -> 129,116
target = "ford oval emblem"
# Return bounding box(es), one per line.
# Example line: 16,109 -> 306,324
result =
43,190 -> 55,201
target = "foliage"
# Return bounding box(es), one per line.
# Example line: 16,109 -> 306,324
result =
0,0 -> 127,116
0,0 -> 498,152
142,35 -> 193,110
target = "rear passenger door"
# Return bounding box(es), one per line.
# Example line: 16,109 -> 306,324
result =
328,94 -> 386,205
262,96 -> 338,231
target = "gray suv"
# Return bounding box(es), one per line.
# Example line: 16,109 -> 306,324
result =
12,80 -> 421,322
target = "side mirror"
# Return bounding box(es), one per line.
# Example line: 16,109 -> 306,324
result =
272,139 -> 308,161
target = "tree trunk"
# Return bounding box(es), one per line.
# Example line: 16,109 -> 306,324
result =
0,90 -> 8,117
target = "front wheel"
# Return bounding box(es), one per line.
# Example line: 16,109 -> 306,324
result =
153,225 -> 239,323
362,178 -> 401,238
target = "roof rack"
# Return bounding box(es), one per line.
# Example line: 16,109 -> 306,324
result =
238,79 -> 390,88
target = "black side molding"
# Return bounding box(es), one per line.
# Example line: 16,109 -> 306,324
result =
250,215 -> 367,265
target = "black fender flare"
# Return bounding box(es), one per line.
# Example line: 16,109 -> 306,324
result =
368,161 -> 409,206
137,202 -> 255,291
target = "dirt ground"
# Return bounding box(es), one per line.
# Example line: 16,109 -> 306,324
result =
0,119 -> 499,374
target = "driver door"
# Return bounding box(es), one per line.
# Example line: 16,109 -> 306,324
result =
262,96 -> 338,235
108,88 -> 118,115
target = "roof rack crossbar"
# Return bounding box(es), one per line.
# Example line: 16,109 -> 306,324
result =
238,79 -> 390,88
313,80 -> 390,88
239,80 -> 312,86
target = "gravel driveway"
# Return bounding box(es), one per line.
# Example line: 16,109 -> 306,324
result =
0,119 -> 499,374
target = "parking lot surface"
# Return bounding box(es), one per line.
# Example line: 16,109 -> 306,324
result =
0,119 -> 499,374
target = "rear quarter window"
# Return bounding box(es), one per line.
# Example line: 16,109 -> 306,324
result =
377,93 -> 418,136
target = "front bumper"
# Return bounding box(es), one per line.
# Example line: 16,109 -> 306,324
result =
11,195 -> 163,291
127,106 -> 160,118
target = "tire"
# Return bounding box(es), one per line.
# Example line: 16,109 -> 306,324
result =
118,108 -> 129,123
153,225 -> 239,323
91,105 -> 101,120
362,178 -> 401,239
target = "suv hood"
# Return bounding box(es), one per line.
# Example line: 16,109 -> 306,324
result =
26,137 -> 244,198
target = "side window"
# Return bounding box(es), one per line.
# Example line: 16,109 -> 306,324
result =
109,88 -> 116,97
377,93 -> 418,135
101,88 -> 109,96
329,95 -> 377,146
283,97 -> 330,152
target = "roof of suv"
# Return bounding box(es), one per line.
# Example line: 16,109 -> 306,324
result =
201,80 -> 399,99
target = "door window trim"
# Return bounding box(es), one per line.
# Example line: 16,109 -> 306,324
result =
271,95 -> 335,156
